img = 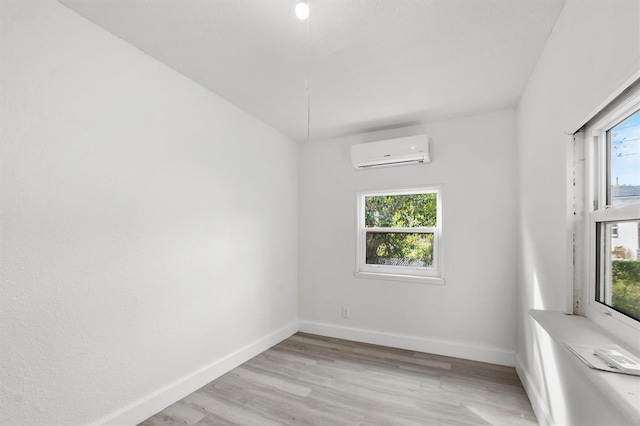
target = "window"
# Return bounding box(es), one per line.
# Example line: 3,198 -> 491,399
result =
354,186 -> 443,284
581,91 -> 640,337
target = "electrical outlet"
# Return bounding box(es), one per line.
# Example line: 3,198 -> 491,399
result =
342,306 -> 350,318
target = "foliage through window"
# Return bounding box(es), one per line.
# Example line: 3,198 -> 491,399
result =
356,187 -> 442,283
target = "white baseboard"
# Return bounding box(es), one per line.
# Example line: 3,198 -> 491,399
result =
515,354 -> 552,426
94,319 -> 517,425
298,320 -> 515,367
93,320 -> 298,426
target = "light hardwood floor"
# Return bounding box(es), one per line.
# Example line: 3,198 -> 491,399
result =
140,333 -> 537,426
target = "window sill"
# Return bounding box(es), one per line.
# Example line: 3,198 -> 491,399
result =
354,271 -> 445,285
529,309 -> 640,425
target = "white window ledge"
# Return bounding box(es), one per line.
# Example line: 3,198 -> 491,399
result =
529,309 -> 640,424
354,271 -> 445,285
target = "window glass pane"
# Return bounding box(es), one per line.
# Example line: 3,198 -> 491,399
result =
365,193 -> 437,228
608,110 -> 640,206
597,220 -> 640,321
365,232 -> 433,267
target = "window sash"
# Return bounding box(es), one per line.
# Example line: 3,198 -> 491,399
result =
591,216 -> 640,323
583,99 -> 640,334
591,205 -> 640,223
364,227 -> 437,233
360,229 -> 438,272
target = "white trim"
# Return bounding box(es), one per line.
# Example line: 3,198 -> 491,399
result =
568,70 -> 640,134
591,204 -> 640,222
586,86 -> 640,139
91,320 -> 298,426
515,354 -> 553,426
573,131 -> 587,315
91,319 -> 521,425
566,133 -> 576,314
298,319 -> 514,367
353,271 -> 445,285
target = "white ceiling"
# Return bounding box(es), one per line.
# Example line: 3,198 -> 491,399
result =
58,0 -> 565,142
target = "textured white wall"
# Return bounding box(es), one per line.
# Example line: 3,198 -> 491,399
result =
0,1 -> 298,424
516,0 -> 640,423
299,109 -> 518,366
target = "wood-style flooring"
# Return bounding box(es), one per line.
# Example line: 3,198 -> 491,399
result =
140,333 -> 537,426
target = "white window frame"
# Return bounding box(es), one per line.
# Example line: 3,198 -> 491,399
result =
354,185 -> 444,285
580,86 -> 640,349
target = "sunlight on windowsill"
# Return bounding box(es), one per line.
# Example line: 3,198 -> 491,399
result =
529,309 -> 640,425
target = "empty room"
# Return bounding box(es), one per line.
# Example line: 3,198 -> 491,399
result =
2,0 -> 640,425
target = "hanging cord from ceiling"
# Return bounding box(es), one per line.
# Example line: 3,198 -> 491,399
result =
305,1 -> 311,143
296,0 -> 311,142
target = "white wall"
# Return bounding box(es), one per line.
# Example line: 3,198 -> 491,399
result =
0,1 -> 298,424
299,109 -> 518,366
516,0 -> 640,424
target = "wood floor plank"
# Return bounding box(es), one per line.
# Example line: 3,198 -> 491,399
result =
140,333 -> 537,425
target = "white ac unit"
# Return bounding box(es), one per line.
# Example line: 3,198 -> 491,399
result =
350,134 -> 430,169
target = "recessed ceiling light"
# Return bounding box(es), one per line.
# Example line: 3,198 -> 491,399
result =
295,1 -> 309,20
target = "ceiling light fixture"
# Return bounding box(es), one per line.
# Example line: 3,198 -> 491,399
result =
295,1 -> 309,20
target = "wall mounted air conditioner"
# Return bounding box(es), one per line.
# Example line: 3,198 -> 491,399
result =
350,134 -> 430,169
